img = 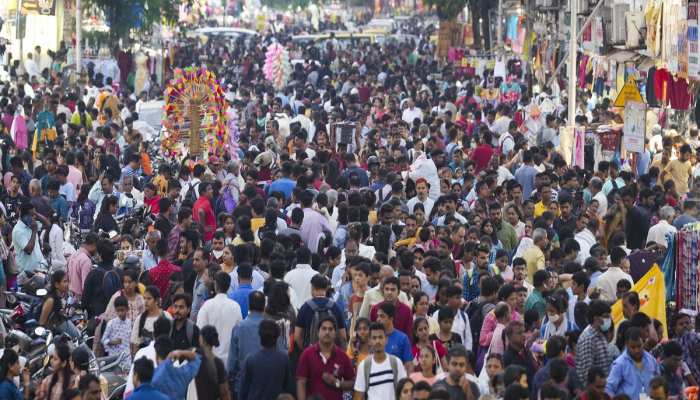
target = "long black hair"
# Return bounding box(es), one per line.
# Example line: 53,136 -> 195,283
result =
47,343 -> 73,399
0,348 -> 18,379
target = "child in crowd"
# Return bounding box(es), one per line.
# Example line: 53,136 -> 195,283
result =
101,296 -> 133,369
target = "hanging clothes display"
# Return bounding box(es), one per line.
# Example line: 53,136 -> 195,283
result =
663,223 -> 700,312
573,127 -> 586,168
669,76 -> 692,110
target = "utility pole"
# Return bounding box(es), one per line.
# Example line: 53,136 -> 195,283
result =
76,0 -> 82,75
567,0 -> 577,129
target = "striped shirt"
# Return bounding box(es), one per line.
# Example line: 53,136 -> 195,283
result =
575,325 -> 616,385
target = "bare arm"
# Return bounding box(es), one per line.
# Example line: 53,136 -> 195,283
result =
23,224 -> 38,254
38,298 -> 53,327
297,377 -> 307,400
294,327 -> 304,351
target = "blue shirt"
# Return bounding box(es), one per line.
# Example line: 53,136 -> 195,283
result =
0,378 -> 21,400
385,329 -> 412,363
11,219 -> 45,273
514,165 -> 537,201
49,195 -> 69,220
229,283 -> 254,318
152,355 -> 202,400
128,383 -> 170,400
605,349 -> 660,400
267,177 -> 296,200
228,312 -> 287,393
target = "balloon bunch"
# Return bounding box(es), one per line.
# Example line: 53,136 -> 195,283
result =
263,42 -> 292,90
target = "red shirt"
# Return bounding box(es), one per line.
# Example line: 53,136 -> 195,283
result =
296,344 -> 355,400
192,196 -> 216,241
144,195 -> 161,215
148,259 -> 181,299
471,144 -> 494,172
369,301 -> 414,342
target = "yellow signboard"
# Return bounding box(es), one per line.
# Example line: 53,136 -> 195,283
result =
613,78 -> 644,107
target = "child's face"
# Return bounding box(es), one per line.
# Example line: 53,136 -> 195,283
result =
440,318 -> 454,333
121,241 -> 132,251
116,306 -> 128,320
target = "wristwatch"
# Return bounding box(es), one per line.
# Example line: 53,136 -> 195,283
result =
335,379 -> 340,389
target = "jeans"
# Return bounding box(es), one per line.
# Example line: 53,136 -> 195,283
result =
55,319 -> 80,339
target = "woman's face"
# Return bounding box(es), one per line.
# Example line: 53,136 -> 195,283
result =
399,381 -> 414,400
418,346 -> 435,373
222,247 -> 233,264
416,320 -> 430,341
8,359 -> 20,377
143,292 -> 157,311
121,240 -> 132,251
506,207 -> 519,225
123,276 -> 136,295
57,276 -> 69,294
224,218 -> 235,233
50,350 -> 66,371
357,322 -> 369,341
415,295 -> 429,316
414,209 -> 425,224
483,222 -> 494,235
524,221 -> 533,237
485,357 -> 503,378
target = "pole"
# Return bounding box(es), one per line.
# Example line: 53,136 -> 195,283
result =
496,0 -> 503,48
567,0 -> 577,128
76,0 -> 82,75
16,0 -> 22,66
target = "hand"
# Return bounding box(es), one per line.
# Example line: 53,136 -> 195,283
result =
321,372 -> 336,386
21,368 -> 30,386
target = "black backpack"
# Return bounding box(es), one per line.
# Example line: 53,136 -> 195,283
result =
467,299 -> 495,352
183,181 -> 200,206
304,299 -> 336,348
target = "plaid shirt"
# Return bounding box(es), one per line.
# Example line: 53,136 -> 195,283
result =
575,325 -> 615,385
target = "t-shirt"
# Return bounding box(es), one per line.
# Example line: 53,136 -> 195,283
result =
433,378 -> 481,400
354,356 -> 407,400
385,329 -> 413,362
192,196 -> 216,241
664,159 -> 693,195
195,353 -> 226,399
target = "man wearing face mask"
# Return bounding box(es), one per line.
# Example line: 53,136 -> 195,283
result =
575,300 -> 616,386
12,202 -> 48,276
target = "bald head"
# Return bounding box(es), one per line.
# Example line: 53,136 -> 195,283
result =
379,265 -> 394,280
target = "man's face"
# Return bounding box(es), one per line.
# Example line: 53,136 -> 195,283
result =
416,182 -> 428,198
626,338 -> 644,362
101,178 -> 113,194
513,264 -> 526,282
83,381 -> 102,400
476,251 -> 489,269
345,241 -> 359,259
448,355 -> 468,382
318,320 -> 336,345
490,208 -> 502,225
405,218 -> 417,236
383,283 -> 399,303
212,238 -> 225,251
509,325 -> 525,348
353,270 -> 368,288
45,159 -> 56,173
451,227 -> 465,245
193,250 -> 206,272
172,299 -> 190,321
369,329 -> 387,353
376,309 -> 391,329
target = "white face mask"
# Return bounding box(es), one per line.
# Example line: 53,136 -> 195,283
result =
212,249 -> 224,259
601,317 -> 612,332
548,313 -> 560,323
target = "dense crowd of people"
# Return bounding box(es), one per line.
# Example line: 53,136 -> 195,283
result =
0,12 -> 698,400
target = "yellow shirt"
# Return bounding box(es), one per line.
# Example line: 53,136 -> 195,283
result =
522,245 -> 545,284
664,159 -> 693,195
534,201 -> 560,218
251,217 -> 266,233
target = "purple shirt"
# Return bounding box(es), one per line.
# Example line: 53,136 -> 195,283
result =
299,208 -> 331,252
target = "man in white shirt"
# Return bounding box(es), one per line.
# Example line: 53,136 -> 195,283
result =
590,247 -> 633,302
646,205 -> 677,248
124,316 -> 171,397
406,178 -> 435,217
283,247 -> 319,309
24,53 -> 40,79
589,177 -> 607,218
401,98 -> 423,127
575,214 -> 597,264
354,323 -> 407,400
197,271 -> 242,362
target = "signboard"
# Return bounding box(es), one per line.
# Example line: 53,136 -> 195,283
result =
623,101 -> 646,153
613,78 -> 644,107
336,123 -> 356,145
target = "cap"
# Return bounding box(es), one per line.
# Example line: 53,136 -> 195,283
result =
367,156 -> 380,165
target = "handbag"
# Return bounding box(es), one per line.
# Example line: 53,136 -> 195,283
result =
433,340 -> 445,376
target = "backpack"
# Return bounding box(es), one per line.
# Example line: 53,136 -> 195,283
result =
363,355 -> 399,396
467,300 -> 494,351
137,310 -> 167,347
169,319 -> 195,346
304,299 -> 336,348
183,181 -> 200,206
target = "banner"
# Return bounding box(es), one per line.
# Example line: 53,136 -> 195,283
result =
611,265 -> 668,339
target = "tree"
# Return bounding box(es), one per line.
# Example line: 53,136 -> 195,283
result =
87,0 -> 179,45
423,0 -> 466,20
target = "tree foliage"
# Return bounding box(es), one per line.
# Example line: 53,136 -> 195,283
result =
423,0 -> 467,20
87,0 -> 180,44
